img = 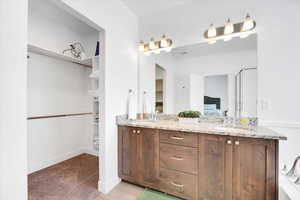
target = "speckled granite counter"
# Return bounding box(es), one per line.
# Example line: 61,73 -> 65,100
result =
117,118 -> 287,140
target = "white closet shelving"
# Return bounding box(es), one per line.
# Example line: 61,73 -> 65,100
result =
89,56 -> 100,152
28,44 -> 99,68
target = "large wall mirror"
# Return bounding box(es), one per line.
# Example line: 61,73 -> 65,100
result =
138,34 -> 257,118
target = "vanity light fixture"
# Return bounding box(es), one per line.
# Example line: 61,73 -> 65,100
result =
224,18 -> 234,34
240,14 -> 255,38
204,14 -> 256,44
207,24 -> 217,38
242,14 -> 254,32
224,18 -> 234,41
149,38 -> 159,50
138,35 -> 173,55
138,41 -> 145,52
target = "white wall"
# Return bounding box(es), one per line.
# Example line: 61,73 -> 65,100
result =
174,50 -> 256,114
139,0 -> 300,122
204,75 -> 228,113
0,0 -> 28,199
57,0 -> 139,193
139,53 -> 176,114
27,53 -> 94,173
139,0 -> 300,197
242,69 -> 257,117
190,74 -> 204,113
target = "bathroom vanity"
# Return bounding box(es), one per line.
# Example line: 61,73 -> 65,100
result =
118,120 -> 286,200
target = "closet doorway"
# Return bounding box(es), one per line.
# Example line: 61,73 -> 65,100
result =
155,64 -> 166,113
27,0 -> 104,199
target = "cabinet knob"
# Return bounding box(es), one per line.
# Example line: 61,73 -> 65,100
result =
227,140 -> 232,145
235,141 -> 240,145
132,129 -> 136,134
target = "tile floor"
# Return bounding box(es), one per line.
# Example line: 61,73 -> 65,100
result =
28,154 -> 144,200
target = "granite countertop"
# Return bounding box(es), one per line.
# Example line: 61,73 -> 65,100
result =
117,119 -> 287,140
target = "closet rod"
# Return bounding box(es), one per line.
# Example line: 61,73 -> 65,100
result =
27,112 -> 93,120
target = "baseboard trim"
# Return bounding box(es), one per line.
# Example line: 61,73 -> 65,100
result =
82,148 -> 99,157
28,148 -> 99,174
260,121 -> 300,129
98,177 -> 121,194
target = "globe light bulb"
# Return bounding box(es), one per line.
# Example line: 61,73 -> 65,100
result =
207,24 -> 217,38
160,35 -> 169,48
149,38 -> 158,50
224,18 -> 234,35
242,14 -> 254,31
138,41 -> 145,52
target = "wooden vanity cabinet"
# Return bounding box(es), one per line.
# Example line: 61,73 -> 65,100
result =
139,128 -> 160,187
118,126 -> 139,183
118,126 -> 159,188
118,126 -> 279,200
198,135 -> 231,200
198,134 -> 278,200
231,137 -> 278,200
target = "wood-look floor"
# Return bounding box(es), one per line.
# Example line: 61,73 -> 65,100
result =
28,154 -> 144,200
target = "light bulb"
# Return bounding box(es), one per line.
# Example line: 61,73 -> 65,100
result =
207,24 -> 217,38
149,38 -> 158,50
242,14 -> 254,31
138,41 -> 145,52
160,35 -> 169,48
224,18 -> 234,35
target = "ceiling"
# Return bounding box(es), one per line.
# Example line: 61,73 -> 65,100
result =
172,34 -> 257,58
121,0 -> 196,17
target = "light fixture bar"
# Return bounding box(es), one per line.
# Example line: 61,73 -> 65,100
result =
204,20 -> 256,43
138,35 -> 173,55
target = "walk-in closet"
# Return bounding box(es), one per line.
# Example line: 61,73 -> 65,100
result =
27,0 -> 103,198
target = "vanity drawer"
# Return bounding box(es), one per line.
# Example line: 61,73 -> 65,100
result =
159,168 -> 197,200
160,143 -> 198,174
159,130 -> 198,147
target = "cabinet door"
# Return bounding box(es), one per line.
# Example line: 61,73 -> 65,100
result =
232,137 -> 278,200
139,128 -> 159,187
119,126 -> 139,182
198,134 -> 232,200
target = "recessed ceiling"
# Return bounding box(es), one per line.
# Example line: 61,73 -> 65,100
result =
121,0 -> 196,17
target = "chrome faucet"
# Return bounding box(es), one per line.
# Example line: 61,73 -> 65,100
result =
151,110 -> 159,121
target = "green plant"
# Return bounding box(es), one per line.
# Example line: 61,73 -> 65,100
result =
177,110 -> 201,118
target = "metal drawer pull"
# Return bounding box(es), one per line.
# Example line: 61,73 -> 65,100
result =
227,140 -> 232,144
235,141 -> 240,145
171,156 -> 184,161
171,181 -> 184,188
170,136 -> 184,140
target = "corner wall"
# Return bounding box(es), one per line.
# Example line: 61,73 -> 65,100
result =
57,0 -> 139,193
0,0 -> 28,199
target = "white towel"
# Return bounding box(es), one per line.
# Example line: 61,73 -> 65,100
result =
127,90 -> 137,120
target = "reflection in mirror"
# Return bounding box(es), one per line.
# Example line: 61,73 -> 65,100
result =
204,74 -> 228,117
155,64 -> 166,113
138,34 -> 257,118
